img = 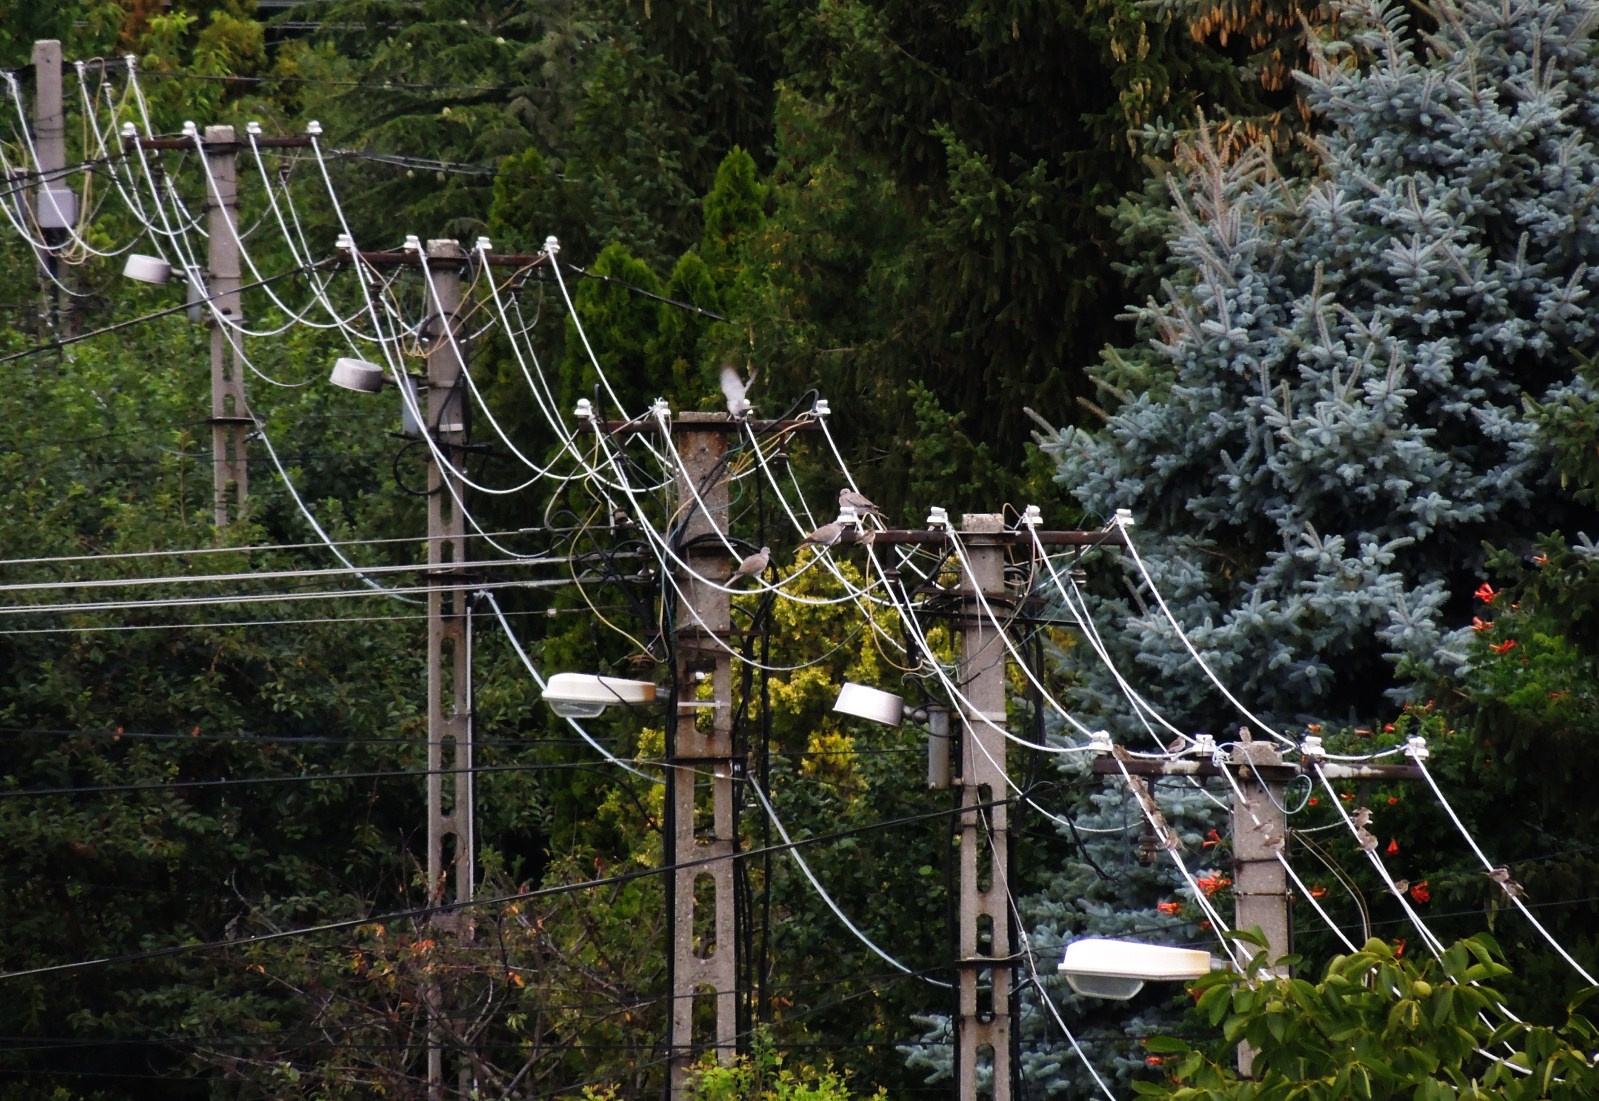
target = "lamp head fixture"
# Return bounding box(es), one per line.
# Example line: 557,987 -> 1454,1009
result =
832,682 -> 904,727
832,682 -> 954,787
329,357 -> 386,394
1058,938 -> 1216,1000
542,673 -> 657,719
122,253 -> 174,285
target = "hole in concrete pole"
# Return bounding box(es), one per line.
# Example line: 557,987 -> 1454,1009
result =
693,872 -> 717,958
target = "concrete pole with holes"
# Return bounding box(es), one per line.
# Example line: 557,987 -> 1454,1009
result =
204,125 -> 249,526
422,239 -> 474,1100
1229,741 -> 1290,1077
955,514 -> 1014,1101
668,412 -> 740,1099
1095,745 -> 1426,1078
29,40 -> 70,333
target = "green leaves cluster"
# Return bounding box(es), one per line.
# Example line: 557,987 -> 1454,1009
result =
1141,936 -> 1599,1101
685,1031 -> 884,1101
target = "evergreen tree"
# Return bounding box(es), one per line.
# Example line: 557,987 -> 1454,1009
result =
1038,0 -> 1599,728
756,0 -> 1314,474
284,0 -> 777,263
1000,0 -> 1599,1094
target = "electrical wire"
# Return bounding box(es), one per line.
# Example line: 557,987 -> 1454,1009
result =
0,796 -> 1000,981
1114,516 -> 1297,750
0,758 -> 621,802
1411,750 -> 1597,985
744,770 -> 951,988
0,554 -> 563,597
0,574 -> 567,618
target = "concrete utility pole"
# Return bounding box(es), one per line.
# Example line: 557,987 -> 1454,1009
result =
955,514 -> 1014,1101
1229,741 -> 1290,1078
203,125 -> 250,527
122,123 -> 325,526
421,239 -> 474,1100
836,520 -> 1125,1101
1096,749 -> 1423,1074
667,412 -> 740,1099
29,40 -> 72,334
1230,743 -> 1291,962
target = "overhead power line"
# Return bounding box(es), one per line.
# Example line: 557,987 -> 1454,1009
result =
0,262 -> 328,365
0,758 -> 635,802
135,69 -> 519,94
0,796 -> 992,982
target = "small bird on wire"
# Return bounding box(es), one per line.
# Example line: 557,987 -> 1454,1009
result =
839,487 -> 883,519
800,520 -> 844,547
1485,865 -> 1525,899
727,546 -> 770,586
720,364 -> 754,419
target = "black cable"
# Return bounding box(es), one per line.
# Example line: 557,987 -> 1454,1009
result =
561,263 -> 729,322
0,722 -> 629,751
0,758 -> 644,801
2,792 -> 1023,981
134,70 -> 519,94
0,261 -> 330,364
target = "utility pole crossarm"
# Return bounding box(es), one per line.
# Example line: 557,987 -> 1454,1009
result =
1089,741 -> 1429,1076
836,528 -> 1128,548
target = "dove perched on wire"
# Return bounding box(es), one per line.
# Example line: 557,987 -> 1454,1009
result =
838,487 -> 883,520
720,364 -> 754,419
1486,865 -> 1525,899
800,520 -> 844,548
727,546 -> 770,587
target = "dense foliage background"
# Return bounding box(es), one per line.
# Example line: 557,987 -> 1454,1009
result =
3,0 -> 1599,1098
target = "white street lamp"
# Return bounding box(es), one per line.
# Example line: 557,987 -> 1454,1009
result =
832,681 -> 954,788
1057,937 -> 1217,1000
542,672 -> 658,719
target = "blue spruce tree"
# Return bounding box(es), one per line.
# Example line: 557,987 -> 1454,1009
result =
1041,0 -> 1599,725
913,0 -> 1599,1094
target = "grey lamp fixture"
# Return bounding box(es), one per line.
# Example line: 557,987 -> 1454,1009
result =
542,672 -> 657,719
329,357 -> 386,394
328,360 -> 439,438
832,682 -> 954,788
122,254 -> 209,323
1057,937 -> 1216,1000
122,253 -> 172,285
